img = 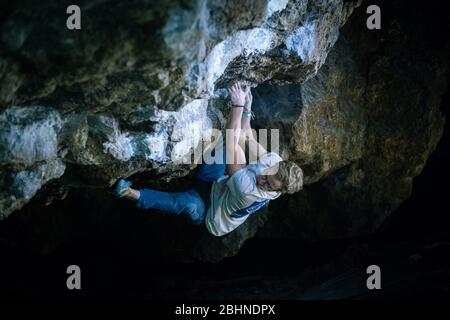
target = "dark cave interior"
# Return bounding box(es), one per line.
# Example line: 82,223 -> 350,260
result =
1,0 -> 450,300
1,87 -> 449,299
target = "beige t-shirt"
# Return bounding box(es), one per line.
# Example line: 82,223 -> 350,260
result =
205,152 -> 283,236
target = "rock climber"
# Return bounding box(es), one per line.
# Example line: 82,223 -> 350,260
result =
114,83 -> 304,236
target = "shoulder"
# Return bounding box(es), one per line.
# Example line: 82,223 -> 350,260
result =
247,152 -> 283,174
225,167 -> 256,197
260,152 -> 283,164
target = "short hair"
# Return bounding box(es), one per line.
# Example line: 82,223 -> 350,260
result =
276,161 -> 303,194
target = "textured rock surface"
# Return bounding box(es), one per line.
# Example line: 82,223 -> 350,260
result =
0,0 -> 361,218
0,0 -> 448,263
256,1 -> 448,241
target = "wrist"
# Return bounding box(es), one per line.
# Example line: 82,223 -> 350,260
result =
242,110 -> 255,119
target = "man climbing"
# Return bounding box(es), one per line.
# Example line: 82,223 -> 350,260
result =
114,83 -> 303,236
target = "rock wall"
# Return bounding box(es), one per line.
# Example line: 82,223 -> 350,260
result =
256,0 -> 448,241
0,0 -> 448,263
0,0 -> 361,218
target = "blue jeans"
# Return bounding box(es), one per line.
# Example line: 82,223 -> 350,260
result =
136,146 -> 226,225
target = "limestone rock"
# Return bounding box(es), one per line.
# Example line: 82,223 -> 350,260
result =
0,0 -> 361,218
0,0 -> 447,264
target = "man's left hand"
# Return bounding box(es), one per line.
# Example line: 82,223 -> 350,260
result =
229,83 -> 247,107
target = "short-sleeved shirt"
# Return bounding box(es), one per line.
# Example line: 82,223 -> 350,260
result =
205,152 -> 283,236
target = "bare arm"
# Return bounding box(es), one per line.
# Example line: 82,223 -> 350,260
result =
226,83 -> 247,176
239,89 -> 267,161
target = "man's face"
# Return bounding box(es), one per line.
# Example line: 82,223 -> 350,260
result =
256,170 -> 283,192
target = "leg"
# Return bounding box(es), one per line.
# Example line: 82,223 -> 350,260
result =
136,188 -> 205,225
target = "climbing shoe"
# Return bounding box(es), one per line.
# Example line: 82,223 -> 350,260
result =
114,178 -> 132,198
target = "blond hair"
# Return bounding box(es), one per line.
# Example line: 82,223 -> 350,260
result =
276,161 -> 303,194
